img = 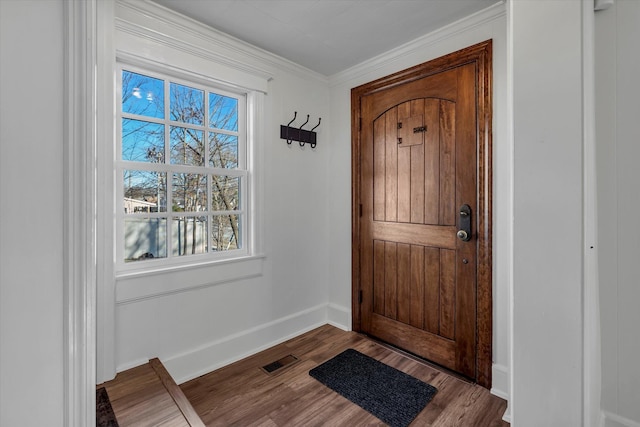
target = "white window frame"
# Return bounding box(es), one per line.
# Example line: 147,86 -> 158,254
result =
115,61 -> 258,274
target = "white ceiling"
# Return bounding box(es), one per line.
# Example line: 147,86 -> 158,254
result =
151,0 -> 500,76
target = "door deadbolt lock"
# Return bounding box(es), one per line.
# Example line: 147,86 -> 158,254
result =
457,204 -> 472,242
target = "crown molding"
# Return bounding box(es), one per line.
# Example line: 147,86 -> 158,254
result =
116,0 -> 328,84
329,1 -> 505,87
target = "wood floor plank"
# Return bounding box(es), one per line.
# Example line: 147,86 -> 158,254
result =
150,358 -> 206,427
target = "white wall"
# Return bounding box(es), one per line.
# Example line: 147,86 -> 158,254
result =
106,1 -> 515,405
0,1 -> 65,426
511,1 -> 585,426
3,2 -> 620,426
106,1 -> 336,384
596,1 -> 640,426
104,0 -> 511,406
327,2 -> 511,403
0,5 -> 514,422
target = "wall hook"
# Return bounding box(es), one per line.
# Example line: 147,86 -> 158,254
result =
280,112 -> 320,148
310,117 -> 321,132
286,111 -> 297,144
299,115 -> 310,147
309,118 -> 321,148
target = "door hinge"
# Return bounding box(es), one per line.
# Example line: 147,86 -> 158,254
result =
358,290 -> 363,304
359,117 -> 362,131
359,204 -> 363,217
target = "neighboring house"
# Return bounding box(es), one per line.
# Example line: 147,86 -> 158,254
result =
123,197 -> 157,214
1,1 -> 638,427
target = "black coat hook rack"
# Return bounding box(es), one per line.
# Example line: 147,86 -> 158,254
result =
280,112 -> 321,148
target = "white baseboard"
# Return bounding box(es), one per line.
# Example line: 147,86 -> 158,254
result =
602,411 -> 640,427
491,363 -> 509,400
327,303 -> 351,331
161,303 -> 346,384
490,363 -> 510,422
502,404 -> 512,424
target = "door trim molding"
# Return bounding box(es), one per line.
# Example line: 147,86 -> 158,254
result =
351,40 -> 493,388
582,0 -> 601,425
64,0 -> 98,424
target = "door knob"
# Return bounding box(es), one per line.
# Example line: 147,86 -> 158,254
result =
458,204 -> 471,242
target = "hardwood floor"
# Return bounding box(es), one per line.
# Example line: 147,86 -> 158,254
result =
180,325 -> 509,426
99,358 -> 204,427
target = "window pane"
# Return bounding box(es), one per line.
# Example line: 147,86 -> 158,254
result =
170,126 -> 204,166
211,214 -> 240,251
122,70 -> 164,119
209,93 -> 238,131
172,173 -> 207,212
170,83 -> 204,125
124,170 -> 167,213
172,216 -> 208,256
124,217 -> 167,262
211,176 -> 239,211
209,132 -> 238,168
118,65 -> 250,269
122,118 -> 165,162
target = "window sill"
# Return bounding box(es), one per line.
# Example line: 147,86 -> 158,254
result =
115,254 -> 265,304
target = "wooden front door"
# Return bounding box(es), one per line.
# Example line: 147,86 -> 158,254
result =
351,41 -> 493,387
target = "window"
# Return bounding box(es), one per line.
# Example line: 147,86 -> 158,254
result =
117,66 -> 248,268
